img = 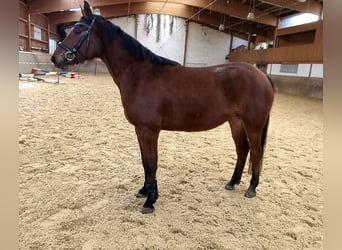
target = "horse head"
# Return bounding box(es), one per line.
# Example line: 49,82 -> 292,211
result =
51,1 -> 101,68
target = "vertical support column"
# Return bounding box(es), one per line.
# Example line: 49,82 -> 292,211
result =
47,23 -> 51,54
225,32 -> 234,60
229,32 -> 234,53
134,14 -> 138,39
273,17 -> 279,48
28,13 -> 31,51
247,33 -> 252,50
182,21 -> 189,66
309,63 -> 313,78
269,63 -> 273,75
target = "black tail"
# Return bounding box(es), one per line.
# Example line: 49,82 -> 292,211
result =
259,75 -> 274,172
248,116 -> 270,175
248,75 -> 274,174
261,116 -> 270,157
267,75 -> 275,92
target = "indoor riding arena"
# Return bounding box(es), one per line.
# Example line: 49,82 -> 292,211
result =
19,1 -> 323,249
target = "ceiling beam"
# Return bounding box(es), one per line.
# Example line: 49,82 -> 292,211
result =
48,2 -> 268,37
30,0 -> 278,26
259,0 -> 322,16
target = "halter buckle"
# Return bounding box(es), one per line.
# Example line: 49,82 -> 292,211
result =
65,51 -> 76,61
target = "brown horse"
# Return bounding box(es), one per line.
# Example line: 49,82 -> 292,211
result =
51,1 -> 274,214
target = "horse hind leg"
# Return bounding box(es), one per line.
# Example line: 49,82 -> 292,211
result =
243,116 -> 270,198
225,116 -> 249,191
244,134 -> 262,198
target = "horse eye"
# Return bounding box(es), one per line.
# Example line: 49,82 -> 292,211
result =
74,29 -> 82,35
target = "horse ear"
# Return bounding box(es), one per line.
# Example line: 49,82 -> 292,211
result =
82,1 -> 93,19
80,4 -> 85,17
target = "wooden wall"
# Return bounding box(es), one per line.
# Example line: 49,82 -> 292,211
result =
229,20 -> 323,64
19,0 -> 59,53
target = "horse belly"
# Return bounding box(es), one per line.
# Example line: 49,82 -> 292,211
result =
160,100 -> 231,132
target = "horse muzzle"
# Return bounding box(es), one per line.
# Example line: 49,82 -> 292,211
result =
51,52 -> 75,69
51,54 -> 64,69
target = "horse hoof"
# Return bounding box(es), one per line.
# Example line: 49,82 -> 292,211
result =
226,179 -> 241,190
244,189 -> 256,198
141,206 -> 155,214
225,182 -> 235,190
135,192 -> 147,198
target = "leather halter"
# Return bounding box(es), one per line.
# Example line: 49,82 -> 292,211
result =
57,17 -> 96,64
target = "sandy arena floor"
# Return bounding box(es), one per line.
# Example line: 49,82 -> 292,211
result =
19,73 -> 323,249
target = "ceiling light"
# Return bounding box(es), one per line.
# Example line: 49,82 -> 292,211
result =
297,0 -> 307,2
247,12 -> 256,20
247,0 -> 256,21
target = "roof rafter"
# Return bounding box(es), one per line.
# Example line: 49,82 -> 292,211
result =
259,0 -> 322,16
48,2 -> 268,38
29,0 -> 278,26
27,0 -> 323,40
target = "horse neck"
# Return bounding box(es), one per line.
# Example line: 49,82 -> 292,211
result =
95,23 -> 147,90
101,41 -> 139,89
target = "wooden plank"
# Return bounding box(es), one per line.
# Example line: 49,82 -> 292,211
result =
229,20 -> 323,64
277,21 -> 321,36
228,44 -> 322,64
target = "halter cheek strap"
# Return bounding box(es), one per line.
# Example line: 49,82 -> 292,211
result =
57,17 -> 96,64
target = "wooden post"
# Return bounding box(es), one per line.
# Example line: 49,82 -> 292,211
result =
247,33 -> 252,50
273,17 -> 279,48
47,23 -> 51,54
28,14 -> 31,51
229,32 -> 234,52
182,21 -> 189,66
134,14 -> 138,39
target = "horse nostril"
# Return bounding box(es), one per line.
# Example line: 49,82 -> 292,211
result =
51,56 -> 56,64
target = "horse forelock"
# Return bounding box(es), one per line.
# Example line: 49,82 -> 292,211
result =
97,16 -> 179,66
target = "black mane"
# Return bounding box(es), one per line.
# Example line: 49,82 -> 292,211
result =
98,16 -> 180,66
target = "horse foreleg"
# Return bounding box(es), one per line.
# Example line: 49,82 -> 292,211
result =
226,118 -> 249,190
135,126 -> 160,213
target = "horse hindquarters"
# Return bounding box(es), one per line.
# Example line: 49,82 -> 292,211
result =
225,76 -> 273,197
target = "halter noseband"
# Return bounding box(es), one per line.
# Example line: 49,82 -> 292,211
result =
57,17 -> 96,64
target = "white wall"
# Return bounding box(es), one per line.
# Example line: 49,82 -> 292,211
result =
268,63 -> 323,78
19,51 -> 59,73
232,36 -> 248,50
110,15 -> 231,67
135,14 -> 186,64
279,13 -> 320,29
109,16 -> 135,38
185,22 -> 230,67
270,64 -> 311,77
311,64 -> 323,78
